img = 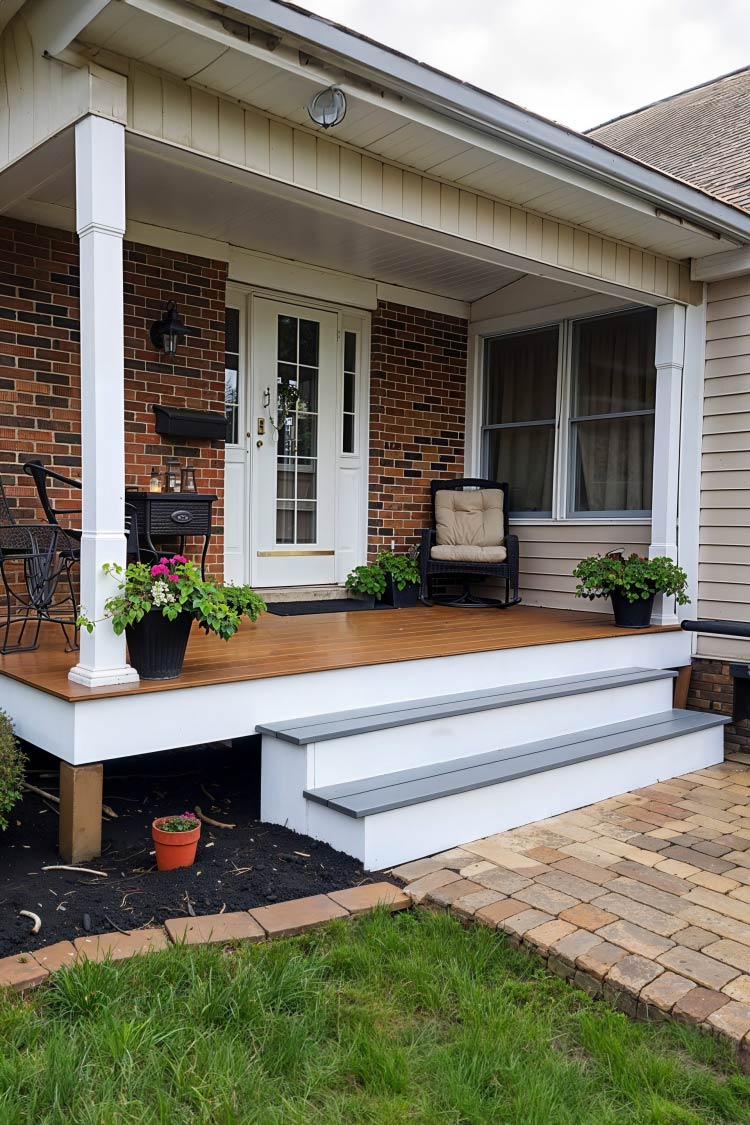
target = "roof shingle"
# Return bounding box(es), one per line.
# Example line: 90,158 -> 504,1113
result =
588,67 -> 750,213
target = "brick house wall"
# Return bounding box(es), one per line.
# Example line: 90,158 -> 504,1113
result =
688,659 -> 750,756
368,300 -> 468,557
0,218 -> 228,575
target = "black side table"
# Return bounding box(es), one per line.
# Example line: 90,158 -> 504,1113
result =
125,492 -> 217,578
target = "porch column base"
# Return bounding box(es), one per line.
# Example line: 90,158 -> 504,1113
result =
59,761 -> 103,863
68,663 -> 140,687
649,540 -> 679,626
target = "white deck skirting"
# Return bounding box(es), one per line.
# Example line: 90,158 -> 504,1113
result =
0,628 -> 690,766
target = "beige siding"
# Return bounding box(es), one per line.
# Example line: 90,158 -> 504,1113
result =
511,521 -> 652,611
0,14 -> 127,172
697,274 -> 750,659
125,63 -> 697,306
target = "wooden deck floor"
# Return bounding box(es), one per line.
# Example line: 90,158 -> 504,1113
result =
0,604 -> 679,703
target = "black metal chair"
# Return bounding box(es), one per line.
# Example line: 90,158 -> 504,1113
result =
419,477 -> 521,608
0,524 -> 78,652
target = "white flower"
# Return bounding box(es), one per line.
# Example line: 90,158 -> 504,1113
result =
151,579 -> 176,607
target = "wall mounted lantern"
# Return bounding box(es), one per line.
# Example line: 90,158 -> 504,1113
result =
307,86 -> 347,129
150,300 -> 200,356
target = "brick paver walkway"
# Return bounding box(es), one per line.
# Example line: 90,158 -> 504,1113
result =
393,752 -> 750,1060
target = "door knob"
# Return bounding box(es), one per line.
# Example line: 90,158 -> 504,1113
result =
256,439 -> 263,448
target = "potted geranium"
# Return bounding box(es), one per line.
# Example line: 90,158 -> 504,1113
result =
152,811 -> 200,871
573,550 -> 689,628
345,550 -> 421,609
78,555 -> 265,679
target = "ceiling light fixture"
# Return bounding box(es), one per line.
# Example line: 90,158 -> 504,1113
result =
307,86 -> 347,129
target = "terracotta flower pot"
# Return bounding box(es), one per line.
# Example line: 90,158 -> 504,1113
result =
152,816 -> 201,871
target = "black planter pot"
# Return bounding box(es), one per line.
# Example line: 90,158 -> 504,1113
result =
610,591 -> 655,629
383,575 -> 420,608
126,610 -> 193,679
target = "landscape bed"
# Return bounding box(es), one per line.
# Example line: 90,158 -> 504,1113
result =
0,908 -> 748,1122
0,740 -> 365,956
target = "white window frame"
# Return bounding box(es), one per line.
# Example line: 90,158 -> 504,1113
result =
476,304 -> 658,524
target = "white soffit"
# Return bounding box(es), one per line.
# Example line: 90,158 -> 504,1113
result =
69,0 -> 741,260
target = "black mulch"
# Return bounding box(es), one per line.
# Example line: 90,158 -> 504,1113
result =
0,739 -> 370,957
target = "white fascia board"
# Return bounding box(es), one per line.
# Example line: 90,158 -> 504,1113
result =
220,0 -> 750,246
691,246 -> 750,282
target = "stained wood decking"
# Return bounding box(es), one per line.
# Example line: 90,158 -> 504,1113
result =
0,604 -> 679,704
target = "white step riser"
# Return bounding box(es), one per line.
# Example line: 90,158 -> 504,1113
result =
304,726 -> 726,870
307,678 -> 674,788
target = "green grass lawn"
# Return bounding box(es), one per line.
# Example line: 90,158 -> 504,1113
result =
1,909 -> 748,1124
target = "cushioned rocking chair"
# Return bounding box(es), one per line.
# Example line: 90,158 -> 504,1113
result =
419,478 -> 521,608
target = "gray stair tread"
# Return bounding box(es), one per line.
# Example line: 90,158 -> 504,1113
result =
257,666 -> 677,744
304,710 -> 729,818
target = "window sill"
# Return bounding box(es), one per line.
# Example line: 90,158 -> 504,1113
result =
509,517 -> 652,527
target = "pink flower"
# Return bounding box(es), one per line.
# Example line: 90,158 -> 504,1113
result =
168,574 -> 180,582
159,557 -> 169,565
171,554 -> 187,565
150,563 -> 169,577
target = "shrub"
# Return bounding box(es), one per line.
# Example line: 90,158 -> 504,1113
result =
0,710 -> 25,830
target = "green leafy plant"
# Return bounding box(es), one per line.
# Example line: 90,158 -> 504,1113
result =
345,551 -> 420,600
78,555 -> 266,640
573,551 -> 690,605
156,813 -> 199,833
0,709 -> 25,831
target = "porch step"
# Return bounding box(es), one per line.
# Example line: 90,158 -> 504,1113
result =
259,666 -> 680,850
257,666 -> 677,745
302,710 -> 728,869
254,584 -> 348,603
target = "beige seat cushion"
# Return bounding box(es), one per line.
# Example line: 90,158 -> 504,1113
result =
435,488 -> 504,548
431,544 -> 507,563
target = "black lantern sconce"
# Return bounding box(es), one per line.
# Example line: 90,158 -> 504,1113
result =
150,300 -> 200,356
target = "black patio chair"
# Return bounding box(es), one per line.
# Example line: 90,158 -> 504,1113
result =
23,459 -> 143,563
419,477 -> 521,608
0,524 -> 78,653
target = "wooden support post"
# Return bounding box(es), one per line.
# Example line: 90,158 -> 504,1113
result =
59,762 -> 103,863
673,665 -> 692,710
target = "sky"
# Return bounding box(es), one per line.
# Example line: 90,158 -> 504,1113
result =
300,0 -> 750,132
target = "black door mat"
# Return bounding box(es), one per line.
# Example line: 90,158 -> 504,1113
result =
265,598 -> 393,616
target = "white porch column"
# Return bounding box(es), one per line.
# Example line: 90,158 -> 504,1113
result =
68,116 -> 138,687
649,303 -> 686,626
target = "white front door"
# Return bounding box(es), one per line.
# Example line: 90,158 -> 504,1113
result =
251,297 -> 338,587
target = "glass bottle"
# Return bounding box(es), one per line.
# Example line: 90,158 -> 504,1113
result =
148,466 -> 162,493
180,465 -> 197,493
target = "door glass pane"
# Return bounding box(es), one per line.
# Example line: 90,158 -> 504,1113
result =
299,319 -> 320,366
275,313 -> 320,545
486,425 -> 555,514
573,415 -> 654,513
342,330 -> 357,454
277,315 -> 297,362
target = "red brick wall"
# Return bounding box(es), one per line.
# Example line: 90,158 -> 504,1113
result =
0,218 -> 228,576
368,300 -> 467,556
688,658 -> 749,757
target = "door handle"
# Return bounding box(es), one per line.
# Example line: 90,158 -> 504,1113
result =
256,439 -> 263,448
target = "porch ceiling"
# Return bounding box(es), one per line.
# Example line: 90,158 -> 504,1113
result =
0,127 -> 569,305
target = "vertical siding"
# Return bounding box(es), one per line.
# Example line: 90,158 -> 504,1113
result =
697,274 -> 750,659
124,63 -> 697,307
512,522 -> 652,610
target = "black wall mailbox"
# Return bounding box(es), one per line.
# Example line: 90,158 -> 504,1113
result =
152,405 -> 227,440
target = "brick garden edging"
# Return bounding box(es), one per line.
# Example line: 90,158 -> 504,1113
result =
391,861 -> 750,1071
0,882 -> 409,993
